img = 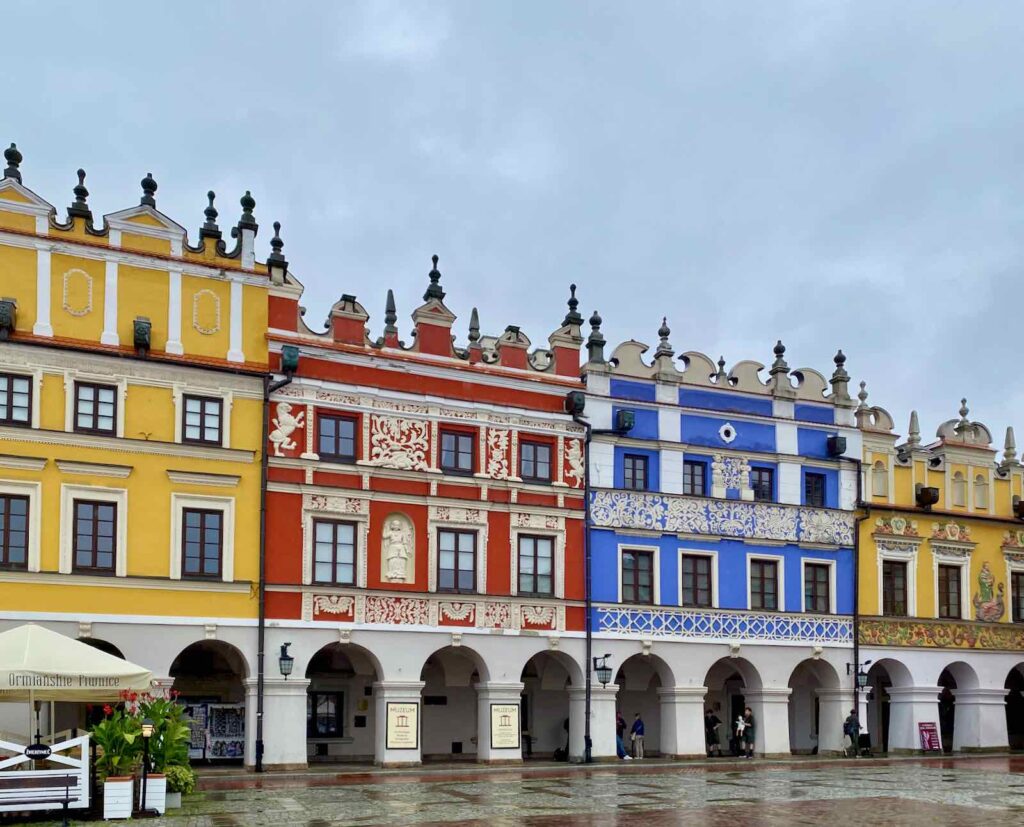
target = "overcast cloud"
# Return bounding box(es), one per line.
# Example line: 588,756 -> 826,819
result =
7,1 -> 1024,442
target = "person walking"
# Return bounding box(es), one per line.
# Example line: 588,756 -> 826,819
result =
704,709 -> 722,757
630,713 -> 645,759
843,709 -> 861,758
741,707 -> 755,759
616,711 -> 631,760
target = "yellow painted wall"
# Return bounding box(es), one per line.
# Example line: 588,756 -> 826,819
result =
120,231 -> 171,256
117,265 -> 169,352
0,208 -> 36,232
0,243 -> 37,331
180,275 -> 231,359
49,252 -> 105,341
38,372 -> 66,431
242,283 -> 269,364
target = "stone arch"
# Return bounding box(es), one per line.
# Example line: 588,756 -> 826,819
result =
787,658 -> 841,754
866,657 -> 914,753
703,657 -> 762,756
937,660 -> 980,691
77,637 -> 125,659
614,654 -> 674,757
419,645 -> 489,761
170,639 -> 250,681
704,656 -> 763,691
305,642 -> 382,763
520,651 -> 578,759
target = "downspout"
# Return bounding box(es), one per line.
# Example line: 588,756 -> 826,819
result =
256,367 -> 294,772
573,413 -> 594,763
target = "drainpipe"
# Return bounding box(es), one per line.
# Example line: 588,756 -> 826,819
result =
255,360 -> 296,772
573,414 -> 594,763
844,456 -> 868,733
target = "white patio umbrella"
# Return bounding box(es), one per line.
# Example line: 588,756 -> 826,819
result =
0,624 -> 152,740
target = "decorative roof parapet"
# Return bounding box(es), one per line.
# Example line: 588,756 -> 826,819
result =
586,311 -> 605,364
855,382 -> 896,433
936,398 -> 993,448
1001,427 -> 1019,470
199,191 -> 221,240
829,350 -> 853,407
139,172 -> 158,208
66,169 -> 91,221
411,254 -> 457,358
547,284 -> 585,377
3,143 -> 22,183
328,293 -> 371,346
495,325 -> 531,370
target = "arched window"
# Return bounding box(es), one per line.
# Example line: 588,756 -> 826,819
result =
974,474 -> 989,509
871,461 -> 888,497
952,471 -> 967,507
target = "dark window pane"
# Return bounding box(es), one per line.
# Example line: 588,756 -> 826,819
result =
751,468 -> 774,502
74,383 -> 117,435
438,529 -> 476,593
805,473 -> 826,508
624,454 -> 648,491
683,461 -> 706,497
0,374 -> 32,426
318,415 -> 357,462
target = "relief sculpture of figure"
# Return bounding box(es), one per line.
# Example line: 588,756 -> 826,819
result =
383,517 -> 412,582
269,403 -> 304,457
973,561 -> 1005,622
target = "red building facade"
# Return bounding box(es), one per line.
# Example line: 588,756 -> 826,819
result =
260,257 -> 588,767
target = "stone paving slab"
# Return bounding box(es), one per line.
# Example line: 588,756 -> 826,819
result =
21,756 -> 1024,826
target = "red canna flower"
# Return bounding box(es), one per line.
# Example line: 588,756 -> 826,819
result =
103,704 -> 113,716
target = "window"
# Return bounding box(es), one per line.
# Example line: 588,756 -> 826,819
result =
74,382 -> 116,435
1012,572 -> 1024,623
623,454 -> 648,491
804,563 -> 830,613
0,373 -> 31,427
621,549 -> 653,604
438,529 -> 476,593
0,494 -> 28,569
751,467 -> 774,502
882,560 -> 908,616
750,559 -> 778,610
440,430 -> 474,475
683,460 -> 706,497
307,691 -> 343,738
319,414 -> 357,462
520,441 -> 551,482
518,535 -> 554,596
72,500 -> 117,572
937,564 -> 962,619
680,554 -> 712,607
952,472 -> 967,507
871,461 -> 888,497
182,509 -> 223,579
182,395 -> 223,445
804,473 -> 826,508
313,520 -> 356,585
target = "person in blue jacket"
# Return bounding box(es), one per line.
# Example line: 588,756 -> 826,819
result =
630,713 -> 645,758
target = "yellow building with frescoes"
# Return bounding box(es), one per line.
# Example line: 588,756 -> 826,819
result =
0,144 -> 283,764
855,384 -> 1024,754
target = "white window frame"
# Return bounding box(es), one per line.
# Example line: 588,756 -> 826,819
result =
1005,553 -> 1024,624
678,548 -> 718,608
931,544 -> 972,621
172,385 -> 233,448
0,369 -> 42,429
427,506 -> 489,593
951,471 -> 967,508
746,553 -> 785,612
302,508 -> 369,588
169,493 -> 235,582
63,371 -> 127,438
800,557 -> 837,614
877,542 -> 919,617
511,529 -> 563,599
617,543 -> 660,605
59,484 -> 128,576
0,479 -> 42,572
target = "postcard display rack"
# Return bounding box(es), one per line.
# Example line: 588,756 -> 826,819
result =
183,702 -> 245,761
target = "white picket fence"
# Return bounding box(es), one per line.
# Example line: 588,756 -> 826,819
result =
0,734 -> 90,813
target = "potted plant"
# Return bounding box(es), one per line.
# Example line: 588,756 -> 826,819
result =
163,764 -> 197,809
90,705 -> 141,820
137,693 -> 192,813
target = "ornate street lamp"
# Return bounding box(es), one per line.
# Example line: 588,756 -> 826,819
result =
279,642 -> 295,679
139,718 -> 155,817
593,654 -> 613,687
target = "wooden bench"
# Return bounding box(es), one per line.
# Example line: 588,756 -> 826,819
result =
0,773 -> 80,826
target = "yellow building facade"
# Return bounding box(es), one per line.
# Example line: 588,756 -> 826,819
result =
856,388 -> 1024,754
0,145 -> 272,763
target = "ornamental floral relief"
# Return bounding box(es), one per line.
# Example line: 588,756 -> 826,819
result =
481,602 -> 513,629
306,494 -> 367,514
664,497 -> 710,534
875,515 -> 919,537
521,605 -> 556,626
486,429 -> 511,479
62,269 -> 93,317
799,508 -> 853,545
364,596 -> 429,625
711,454 -> 751,491
931,521 -> 971,542
440,602 -> 476,622
860,617 -> 1024,650
1003,530 -> 1024,549
316,390 -> 362,405
312,595 -> 355,615
706,500 -> 757,537
368,415 -> 429,471
590,491 -> 666,530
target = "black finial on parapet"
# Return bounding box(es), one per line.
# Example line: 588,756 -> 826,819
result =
562,283 -> 583,327
238,190 -> 257,231
140,172 -> 157,207
384,289 -> 398,335
587,310 -> 605,364
268,221 -> 288,269
655,317 -> 673,358
769,339 -> 788,376
468,307 -> 481,343
67,169 -> 92,220
716,356 -> 728,383
423,254 -> 445,301
200,190 -> 221,239
3,144 -> 22,183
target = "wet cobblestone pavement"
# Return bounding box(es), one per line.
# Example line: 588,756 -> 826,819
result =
29,756 -> 1024,826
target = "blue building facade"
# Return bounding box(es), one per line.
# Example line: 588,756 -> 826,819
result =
582,320 -> 861,758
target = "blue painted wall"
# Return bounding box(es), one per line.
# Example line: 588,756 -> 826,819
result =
613,405 -> 659,440
679,388 -> 773,417
794,403 -> 834,425
680,414 -> 776,452
610,379 -> 657,403
797,427 -> 836,460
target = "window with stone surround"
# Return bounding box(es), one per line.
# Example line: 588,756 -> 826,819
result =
0,494 -> 28,569
621,549 -> 654,604
937,564 -> 962,619
0,373 -> 31,427
882,560 -> 908,616
750,559 -> 778,610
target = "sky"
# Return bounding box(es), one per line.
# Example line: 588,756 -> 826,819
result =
6,1 -> 1024,444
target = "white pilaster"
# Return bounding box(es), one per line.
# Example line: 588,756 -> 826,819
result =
475,682 -> 524,763
744,687 -> 792,756
656,686 -> 707,758
568,684 -> 618,761
373,681 -> 425,767
165,270 -> 183,355
243,677 -> 310,770
777,461 -> 802,506
885,685 -> 941,753
952,688 -> 1009,752
32,244 -> 53,337
100,259 -> 119,346
816,687 -> 855,754
227,280 -> 245,363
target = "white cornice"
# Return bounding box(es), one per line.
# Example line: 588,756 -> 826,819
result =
55,459 -> 133,478
0,453 -> 47,471
0,571 -> 252,593
166,470 -> 241,488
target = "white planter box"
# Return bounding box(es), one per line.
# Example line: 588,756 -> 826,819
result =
102,777 -> 134,820
140,774 -> 167,814
166,790 -> 182,809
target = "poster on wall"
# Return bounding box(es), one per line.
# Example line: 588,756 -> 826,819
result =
385,701 -> 419,750
918,722 -> 941,752
490,703 -> 521,750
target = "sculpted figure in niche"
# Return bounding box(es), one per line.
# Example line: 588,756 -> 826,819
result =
382,514 -> 414,583
973,561 -> 1005,622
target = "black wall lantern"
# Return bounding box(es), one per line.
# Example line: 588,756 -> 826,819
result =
280,345 -> 300,375
279,642 -> 294,679
593,654 -> 613,687
613,409 -> 635,433
847,659 -> 872,688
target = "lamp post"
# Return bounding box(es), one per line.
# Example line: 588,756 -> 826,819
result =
279,642 -> 294,679
846,660 -> 872,748
139,717 -> 155,817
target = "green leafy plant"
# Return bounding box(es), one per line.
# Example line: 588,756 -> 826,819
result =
138,694 -> 192,772
164,764 -> 197,795
90,707 -> 142,780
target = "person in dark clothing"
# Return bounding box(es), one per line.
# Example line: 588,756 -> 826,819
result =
741,707 -> 755,759
630,713 -> 645,758
843,709 -> 861,757
615,711 -> 629,759
704,709 -> 722,757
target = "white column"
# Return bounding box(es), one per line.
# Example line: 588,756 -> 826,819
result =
100,259 -> 119,346
227,280 -> 245,363
475,682 -> 524,763
150,677 -> 176,697
816,687 -> 855,755
885,686 -> 941,753
657,686 -> 707,758
744,688 -> 792,757
165,270 -> 183,355
568,684 -> 619,761
33,244 -> 53,337
243,677 -> 310,770
952,688 -> 1009,752
373,681 -> 424,767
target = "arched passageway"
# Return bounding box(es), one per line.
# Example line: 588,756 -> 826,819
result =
171,641 -> 248,762
615,654 -> 672,757
937,661 -> 979,754
305,643 -> 381,763
866,658 -> 912,753
520,651 -> 577,759
704,657 -> 762,756
419,646 -> 487,761
788,659 -> 841,754
1006,666 -> 1024,751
